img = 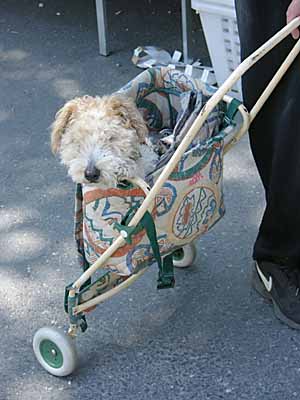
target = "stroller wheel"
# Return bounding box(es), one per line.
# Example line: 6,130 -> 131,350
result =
33,327 -> 77,377
173,243 -> 197,268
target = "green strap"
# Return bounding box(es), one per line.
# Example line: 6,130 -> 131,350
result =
139,212 -> 175,290
113,204 -> 143,245
223,98 -> 242,127
139,212 -> 162,267
114,209 -> 175,289
157,253 -> 175,290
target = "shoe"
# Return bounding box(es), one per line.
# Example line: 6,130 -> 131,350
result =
252,260 -> 300,330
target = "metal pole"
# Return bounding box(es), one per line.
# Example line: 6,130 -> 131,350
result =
95,0 -> 109,56
181,0 -> 193,64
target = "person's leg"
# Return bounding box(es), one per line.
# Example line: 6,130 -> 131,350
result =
235,0 -> 300,266
235,0 -> 300,329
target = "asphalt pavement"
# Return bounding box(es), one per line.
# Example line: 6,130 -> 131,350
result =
1,1 -> 300,399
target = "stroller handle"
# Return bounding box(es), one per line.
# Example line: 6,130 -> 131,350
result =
72,18 -> 300,291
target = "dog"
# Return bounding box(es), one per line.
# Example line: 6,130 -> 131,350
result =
50,94 -> 159,188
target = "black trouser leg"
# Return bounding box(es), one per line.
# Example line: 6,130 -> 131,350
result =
235,0 -> 300,266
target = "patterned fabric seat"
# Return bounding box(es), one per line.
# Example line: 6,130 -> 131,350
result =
75,67 -> 235,276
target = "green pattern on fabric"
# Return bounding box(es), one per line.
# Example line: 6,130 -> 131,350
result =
169,146 -> 215,181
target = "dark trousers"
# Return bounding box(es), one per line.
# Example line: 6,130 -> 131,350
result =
235,0 -> 300,266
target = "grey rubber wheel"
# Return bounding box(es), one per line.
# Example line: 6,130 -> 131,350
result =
33,327 -> 77,377
173,243 -> 197,268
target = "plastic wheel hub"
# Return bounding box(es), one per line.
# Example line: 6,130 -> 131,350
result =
173,248 -> 184,261
40,339 -> 63,369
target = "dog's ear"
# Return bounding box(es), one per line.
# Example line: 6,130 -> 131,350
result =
50,99 -> 78,154
106,94 -> 148,143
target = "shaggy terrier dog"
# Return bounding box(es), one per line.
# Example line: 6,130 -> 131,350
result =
51,94 -> 158,187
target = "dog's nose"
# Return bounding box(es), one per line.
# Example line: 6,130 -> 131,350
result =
84,166 -> 100,182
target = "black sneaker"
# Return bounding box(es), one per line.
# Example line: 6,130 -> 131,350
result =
252,260 -> 300,330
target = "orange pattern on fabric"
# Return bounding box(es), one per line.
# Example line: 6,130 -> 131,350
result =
83,188 -> 146,205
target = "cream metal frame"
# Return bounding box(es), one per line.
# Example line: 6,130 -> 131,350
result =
68,17 -> 300,333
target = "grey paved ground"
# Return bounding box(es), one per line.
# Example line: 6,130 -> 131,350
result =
1,1 -> 300,399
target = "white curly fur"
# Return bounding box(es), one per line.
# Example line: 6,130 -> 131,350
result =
50,94 -> 158,188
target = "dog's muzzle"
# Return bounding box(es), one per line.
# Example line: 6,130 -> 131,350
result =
84,165 -> 100,183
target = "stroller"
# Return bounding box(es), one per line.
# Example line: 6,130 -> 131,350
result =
33,19 -> 300,376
